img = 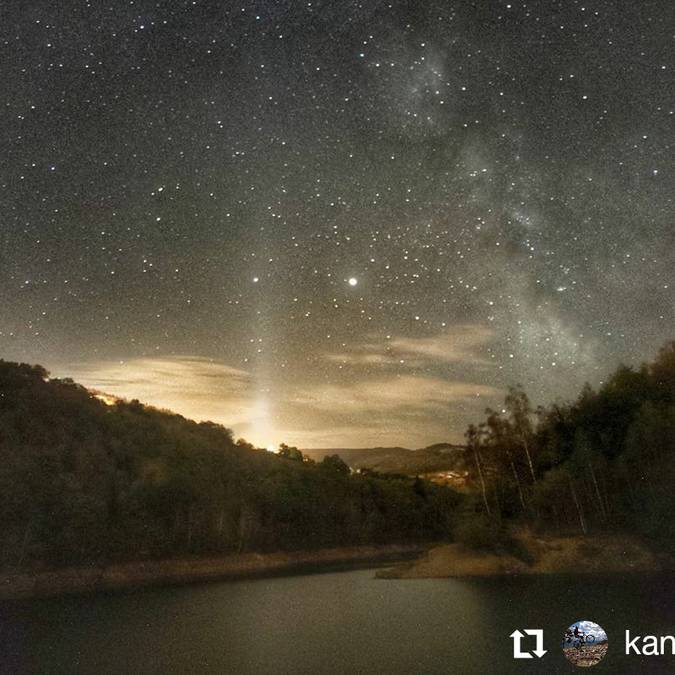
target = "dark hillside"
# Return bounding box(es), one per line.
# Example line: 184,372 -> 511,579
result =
0,361 -> 460,570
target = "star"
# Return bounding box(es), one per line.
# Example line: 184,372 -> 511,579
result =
0,0 -> 670,449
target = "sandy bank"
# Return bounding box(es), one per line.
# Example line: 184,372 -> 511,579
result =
0,544 -> 424,600
377,533 -> 665,579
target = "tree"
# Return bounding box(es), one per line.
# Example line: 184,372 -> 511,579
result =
465,424 -> 490,516
278,444 -> 304,461
321,454 -> 350,474
505,386 -> 537,483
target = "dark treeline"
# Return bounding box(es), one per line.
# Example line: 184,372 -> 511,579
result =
464,341 -> 675,551
0,362 -> 458,570
1,340 -> 674,571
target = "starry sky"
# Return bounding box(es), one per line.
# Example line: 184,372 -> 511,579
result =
1,1 -> 672,449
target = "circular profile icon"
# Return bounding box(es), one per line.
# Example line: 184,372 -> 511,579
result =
562,620 -> 608,668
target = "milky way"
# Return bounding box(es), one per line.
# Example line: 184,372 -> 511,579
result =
1,1 -> 672,447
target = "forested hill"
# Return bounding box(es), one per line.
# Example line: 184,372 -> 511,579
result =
2,340 -> 674,573
460,340 -> 675,552
302,444 -> 467,475
0,361 -> 459,570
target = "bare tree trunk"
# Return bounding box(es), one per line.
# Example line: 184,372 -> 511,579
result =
473,446 -> 491,516
509,454 -> 526,511
568,476 -> 587,535
492,480 -> 503,522
588,461 -> 606,520
521,433 -> 537,483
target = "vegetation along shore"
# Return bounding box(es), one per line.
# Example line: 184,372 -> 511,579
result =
1,340 -> 674,597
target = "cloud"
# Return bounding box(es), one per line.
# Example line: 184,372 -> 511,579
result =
280,327 -> 500,445
291,375 -> 497,414
57,343 -> 502,449
324,325 -> 494,368
280,374 -> 501,447
62,356 -> 256,427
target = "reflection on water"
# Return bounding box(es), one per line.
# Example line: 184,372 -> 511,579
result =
1,570 -> 674,674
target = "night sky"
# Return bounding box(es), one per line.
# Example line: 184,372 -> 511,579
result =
1,1 -> 672,449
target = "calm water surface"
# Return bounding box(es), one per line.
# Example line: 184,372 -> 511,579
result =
2,569 -> 674,674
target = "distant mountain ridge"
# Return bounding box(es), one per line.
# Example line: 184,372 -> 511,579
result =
302,443 -> 467,475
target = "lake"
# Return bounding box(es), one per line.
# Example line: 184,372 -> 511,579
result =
2,569 -> 674,674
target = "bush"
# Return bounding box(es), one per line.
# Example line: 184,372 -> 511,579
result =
453,513 -> 500,550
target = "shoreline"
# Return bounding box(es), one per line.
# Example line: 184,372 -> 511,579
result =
0,544 -> 426,600
3,532 -> 667,599
377,532 -> 668,579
